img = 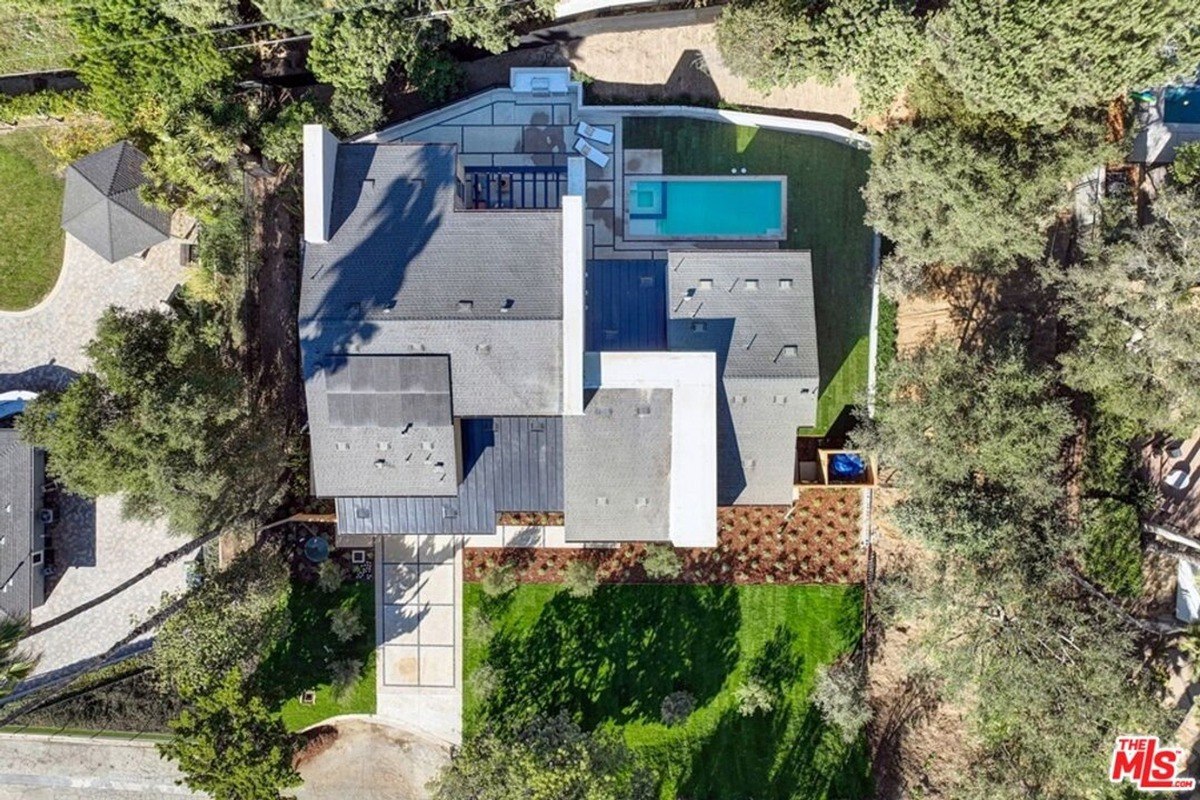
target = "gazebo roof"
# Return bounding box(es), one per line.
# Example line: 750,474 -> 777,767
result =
61,141 -> 171,263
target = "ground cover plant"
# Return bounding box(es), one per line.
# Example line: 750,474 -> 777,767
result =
463,582 -> 868,799
622,117 -> 875,435
0,131 -> 64,311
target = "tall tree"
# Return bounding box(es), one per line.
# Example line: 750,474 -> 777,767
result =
1057,186 -> 1200,435
0,615 -> 37,697
159,668 -> 301,800
929,0 -> 1200,126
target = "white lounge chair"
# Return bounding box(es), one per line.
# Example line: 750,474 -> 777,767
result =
574,138 -> 610,169
576,120 -> 614,145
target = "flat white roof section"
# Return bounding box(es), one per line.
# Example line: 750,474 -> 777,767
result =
584,350 -> 718,547
562,195 -> 585,416
510,67 -> 572,95
303,124 -> 338,244
567,156 -> 586,196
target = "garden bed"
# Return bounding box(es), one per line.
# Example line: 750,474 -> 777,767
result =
466,491 -> 863,585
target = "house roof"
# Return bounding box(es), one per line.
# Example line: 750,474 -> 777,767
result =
61,141 -> 171,263
0,429 -> 43,620
564,387 -> 673,542
585,259 -> 668,351
666,251 -> 819,380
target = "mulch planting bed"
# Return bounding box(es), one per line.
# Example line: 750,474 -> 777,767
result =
464,490 -> 864,585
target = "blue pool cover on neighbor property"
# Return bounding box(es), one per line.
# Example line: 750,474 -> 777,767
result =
1165,85 -> 1200,124
829,453 -> 866,480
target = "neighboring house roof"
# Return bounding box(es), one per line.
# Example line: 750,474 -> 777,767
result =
667,251 -> 819,505
564,387 -> 673,542
301,142 -> 565,498
0,429 -> 44,620
61,141 -> 171,263
337,417 -> 563,535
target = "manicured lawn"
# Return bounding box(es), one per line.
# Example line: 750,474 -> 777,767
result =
0,131 -> 64,311
465,582 -> 869,799
623,118 -> 876,434
255,579 -> 377,731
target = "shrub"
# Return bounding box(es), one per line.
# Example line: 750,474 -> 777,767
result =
0,89 -> 95,125
39,118 -> 121,169
811,661 -> 872,744
481,563 -> 518,598
257,99 -> 328,164
465,606 -> 494,644
562,559 -> 599,599
1174,142 -> 1200,186
1080,498 -> 1143,598
468,664 -> 503,702
641,544 -> 683,580
316,560 -> 345,593
329,658 -> 362,702
735,678 -> 776,716
327,605 -> 364,643
659,690 -> 695,726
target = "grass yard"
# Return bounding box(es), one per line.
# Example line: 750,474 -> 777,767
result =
0,131 -> 64,310
623,118 -> 876,434
255,579 -> 377,731
465,582 -> 869,799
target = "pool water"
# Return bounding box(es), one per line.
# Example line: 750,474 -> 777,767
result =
1164,85 -> 1200,124
627,177 -> 785,239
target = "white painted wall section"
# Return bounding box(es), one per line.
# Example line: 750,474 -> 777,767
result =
562,195 -> 586,415
303,124 -> 339,243
584,351 -> 717,547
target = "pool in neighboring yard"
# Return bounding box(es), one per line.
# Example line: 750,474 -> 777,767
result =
626,176 -> 786,239
1164,85 -> 1200,124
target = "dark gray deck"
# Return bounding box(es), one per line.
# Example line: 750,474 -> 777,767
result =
337,417 -> 563,535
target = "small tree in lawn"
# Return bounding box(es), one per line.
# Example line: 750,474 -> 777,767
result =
660,690 -> 695,726
641,543 -> 683,580
316,560 -> 344,593
736,678 -> 776,717
468,664 -> 504,703
562,558 -> 599,598
481,563 -> 519,597
811,661 -> 872,744
327,604 -> 364,644
159,668 -> 301,800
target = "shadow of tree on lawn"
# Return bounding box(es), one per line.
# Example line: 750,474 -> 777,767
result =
484,584 -> 740,729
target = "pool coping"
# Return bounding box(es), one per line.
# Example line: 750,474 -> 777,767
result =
622,174 -> 788,242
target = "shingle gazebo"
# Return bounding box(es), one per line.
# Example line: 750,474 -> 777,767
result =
61,141 -> 172,263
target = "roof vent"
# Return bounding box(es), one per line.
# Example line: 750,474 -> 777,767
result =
442,506 -> 458,519
635,497 -> 649,508
773,395 -> 788,405
334,441 -> 350,451
476,343 -> 492,354
458,300 -> 474,313
698,279 -> 713,290
744,279 -> 759,291
595,407 -> 613,417
779,278 -> 793,290
781,344 -> 799,357
596,496 -> 609,506
377,441 -> 391,451
691,321 -> 707,333
374,458 -> 387,469
639,275 -> 654,287
743,458 -> 757,469
636,404 -> 652,417
421,441 -> 435,451
381,300 -> 396,313
501,298 -> 514,313
355,506 -> 371,519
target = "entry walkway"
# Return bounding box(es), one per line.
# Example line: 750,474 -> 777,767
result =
375,535 -> 462,744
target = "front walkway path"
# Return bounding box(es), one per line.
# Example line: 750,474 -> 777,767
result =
375,535 -> 463,745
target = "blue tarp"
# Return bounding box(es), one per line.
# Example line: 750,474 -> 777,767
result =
829,453 -> 866,480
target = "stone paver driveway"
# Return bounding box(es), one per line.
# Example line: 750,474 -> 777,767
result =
0,234 -> 184,392
375,535 -> 463,744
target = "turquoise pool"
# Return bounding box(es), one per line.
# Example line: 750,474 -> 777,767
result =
626,176 -> 786,239
1164,85 -> 1200,125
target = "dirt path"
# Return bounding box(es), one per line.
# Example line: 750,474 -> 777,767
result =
294,719 -> 449,800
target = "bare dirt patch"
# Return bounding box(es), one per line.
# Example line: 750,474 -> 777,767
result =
294,719 -> 448,800
467,491 -> 864,585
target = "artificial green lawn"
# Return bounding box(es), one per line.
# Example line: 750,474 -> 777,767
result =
465,583 -> 869,799
0,131 -> 64,311
255,579 -> 377,731
622,118 -> 876,435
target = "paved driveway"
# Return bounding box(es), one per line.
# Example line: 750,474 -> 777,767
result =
0,233 -> 185,392
375,536 -> 462,744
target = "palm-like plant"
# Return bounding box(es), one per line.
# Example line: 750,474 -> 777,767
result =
0,614 -> 38,697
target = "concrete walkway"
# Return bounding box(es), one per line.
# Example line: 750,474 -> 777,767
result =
375,536 -> 463,745
0,733 -> 197,799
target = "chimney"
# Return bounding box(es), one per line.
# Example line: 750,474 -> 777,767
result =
303,124 -> 339,243
561,194 -> 585,415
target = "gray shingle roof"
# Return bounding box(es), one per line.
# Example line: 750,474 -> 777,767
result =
564,388 -> 672,542
667,251 -> 819,504
0,429 -> 44,620
61,142 -> 171,263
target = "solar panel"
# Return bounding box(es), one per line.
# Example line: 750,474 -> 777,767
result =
324,354 -> 452,428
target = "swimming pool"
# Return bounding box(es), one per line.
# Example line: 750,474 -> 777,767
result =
625,176 -> 787,239
1164,85 -> 1200,125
